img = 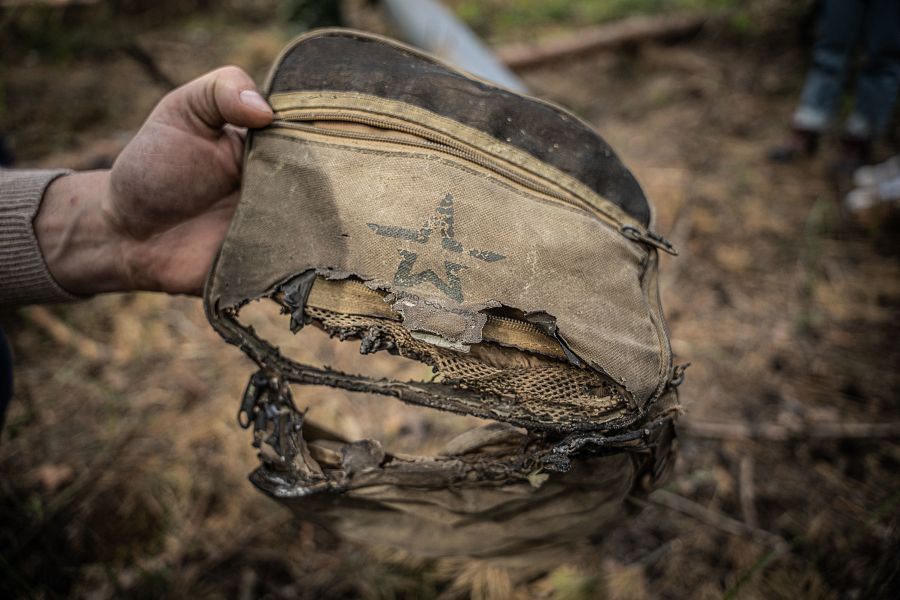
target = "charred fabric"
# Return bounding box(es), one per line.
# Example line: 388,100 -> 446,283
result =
203,29 -> 682,558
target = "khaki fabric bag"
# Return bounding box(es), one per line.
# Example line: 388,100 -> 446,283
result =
204,29 -> 681,558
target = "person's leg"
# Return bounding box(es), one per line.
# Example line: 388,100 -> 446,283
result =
770,0 -> 866,162
793,0 -> 866,133
846,0 -> 900,141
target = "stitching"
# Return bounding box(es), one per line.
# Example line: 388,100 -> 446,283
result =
258,130 -> 635,234
265,91 -> 643,227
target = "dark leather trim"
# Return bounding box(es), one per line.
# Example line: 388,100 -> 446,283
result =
268,30 -> 651,226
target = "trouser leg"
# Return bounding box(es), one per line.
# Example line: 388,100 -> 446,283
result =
793,0 -> 866,132
846,0 -> 900,139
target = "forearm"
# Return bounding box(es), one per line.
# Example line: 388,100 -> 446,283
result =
34,170 -> 132,296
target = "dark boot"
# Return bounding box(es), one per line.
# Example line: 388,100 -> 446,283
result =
767,127 -> 820,163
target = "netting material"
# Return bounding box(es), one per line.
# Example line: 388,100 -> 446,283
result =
304,305 -> 628,424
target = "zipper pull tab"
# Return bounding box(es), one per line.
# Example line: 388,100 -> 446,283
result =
621,226 -> 678,256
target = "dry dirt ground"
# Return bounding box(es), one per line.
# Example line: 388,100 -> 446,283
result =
1,2 -> 899,599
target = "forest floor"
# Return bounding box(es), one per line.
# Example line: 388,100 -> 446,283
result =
1,1 -> 898,598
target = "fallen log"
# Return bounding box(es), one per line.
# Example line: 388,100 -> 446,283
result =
497,13 -> 707,70
0,0 -> 101,6
21,306 -> 111,362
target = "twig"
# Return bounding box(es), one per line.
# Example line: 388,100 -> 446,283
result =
629,536 -> 682,567
20,306 -> 111,362
0,0 -> 101,6
680,419 -> 900,441
723,547 -> 782,600
660,201 -> 694,296
648,489 -> 789,552
122,42 -> 177,90
497,14 -> 707,70
738,456 -> 758,529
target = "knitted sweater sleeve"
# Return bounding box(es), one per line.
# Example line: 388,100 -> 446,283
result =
0,168 -> 79,306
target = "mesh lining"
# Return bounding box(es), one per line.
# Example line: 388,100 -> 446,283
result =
304,305 -> 628,424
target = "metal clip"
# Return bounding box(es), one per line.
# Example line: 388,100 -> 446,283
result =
669,363 -> 690,388
621,225 -> 678,256
238,371 -> 270,428
238,369 -> 305,464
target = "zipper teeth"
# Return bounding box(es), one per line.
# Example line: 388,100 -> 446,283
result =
269,114 -> 621,231
485,314 -> 544,335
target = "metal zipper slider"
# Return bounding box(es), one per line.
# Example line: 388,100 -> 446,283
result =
621,225 -> 678,256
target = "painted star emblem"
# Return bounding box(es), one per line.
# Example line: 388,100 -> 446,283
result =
367,193 -> 505,303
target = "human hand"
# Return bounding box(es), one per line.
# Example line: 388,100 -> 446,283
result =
35,66 -> 273,296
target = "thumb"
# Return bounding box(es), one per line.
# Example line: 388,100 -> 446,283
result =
157,65 -> 273,136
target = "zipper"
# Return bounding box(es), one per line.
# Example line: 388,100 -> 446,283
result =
270,116 -> 600,218
485,314 -> 544,336
265,112 -> 676,255
621,226 -> 678,256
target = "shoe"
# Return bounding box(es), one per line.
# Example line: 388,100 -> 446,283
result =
767,128 -> 819,163
845,187 -> 880,211
853,156 -> 900,188
845,175 -> 900,212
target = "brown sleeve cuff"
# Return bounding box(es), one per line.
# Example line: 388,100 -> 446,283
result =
0,168 -> 80,306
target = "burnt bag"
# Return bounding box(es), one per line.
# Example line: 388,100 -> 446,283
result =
204,29 -> 682,558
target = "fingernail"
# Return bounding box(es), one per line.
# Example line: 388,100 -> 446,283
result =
239,90 -> 272,114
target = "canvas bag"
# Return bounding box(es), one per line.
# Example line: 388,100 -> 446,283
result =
204,29 -> 682,558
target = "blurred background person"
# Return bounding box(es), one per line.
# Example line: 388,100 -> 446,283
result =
769,0 -> 900,168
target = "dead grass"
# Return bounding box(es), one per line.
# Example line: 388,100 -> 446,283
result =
2,1 -> 899,598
